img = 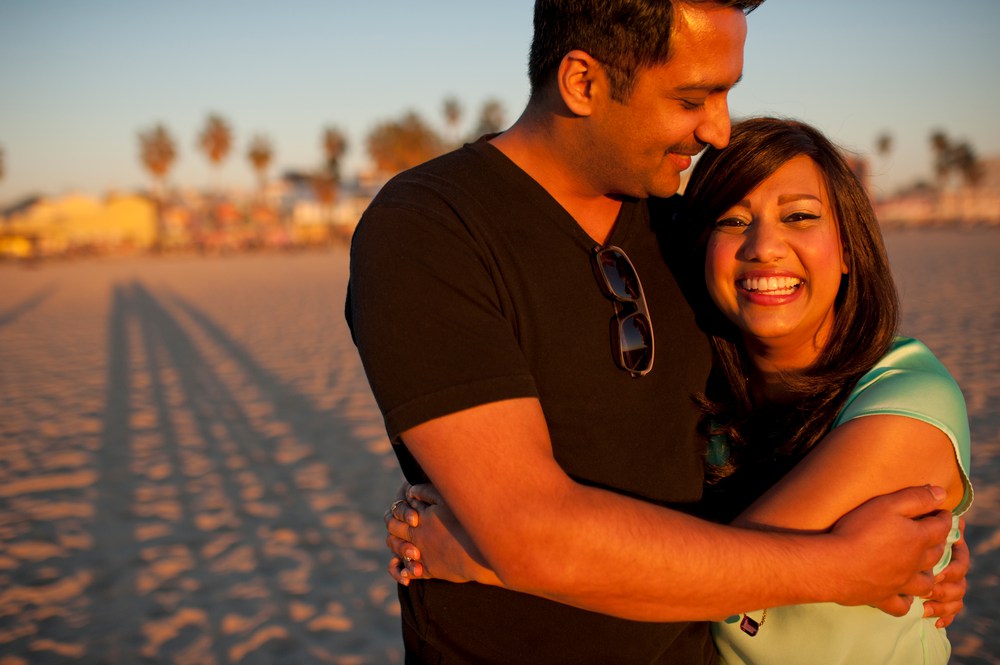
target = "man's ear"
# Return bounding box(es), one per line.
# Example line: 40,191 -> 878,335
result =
557,50 -> 602,117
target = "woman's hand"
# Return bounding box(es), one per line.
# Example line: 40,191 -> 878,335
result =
922,517 -> 970,628
383,483 -> 500,587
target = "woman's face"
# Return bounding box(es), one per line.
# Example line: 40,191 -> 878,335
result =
704,155 -> 848,370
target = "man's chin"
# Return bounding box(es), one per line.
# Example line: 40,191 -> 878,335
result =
647,174 -> 682,199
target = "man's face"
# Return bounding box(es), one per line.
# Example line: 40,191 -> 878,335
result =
588,3 -> 747,198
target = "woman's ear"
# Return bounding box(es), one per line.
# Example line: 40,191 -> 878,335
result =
557,50 -> 602,117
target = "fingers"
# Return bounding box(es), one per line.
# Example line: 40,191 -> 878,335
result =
923,590 -> 965,628
895,569 -> 938,601
387,533 -> 421,562
937,522 -> 970,584
407,483 -> 444,506
384,497 -> 421,528
388,555 -> 426,582
877,485 -> 948,518
389,556 -> 409,585
388,513 -> 416,542
870,594 -> 914,618
924,535 -> 968,628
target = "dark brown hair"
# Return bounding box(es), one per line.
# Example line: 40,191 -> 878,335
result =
528,0 -> 764,102
681,117 -> 899,481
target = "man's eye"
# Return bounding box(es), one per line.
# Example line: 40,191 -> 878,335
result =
680,98 -> 706,110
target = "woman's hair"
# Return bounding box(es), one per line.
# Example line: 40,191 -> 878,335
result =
528,0 -> 764,102
681,117 -> 900,481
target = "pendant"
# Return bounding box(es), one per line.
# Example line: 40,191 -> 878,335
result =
739,614 -> 760,636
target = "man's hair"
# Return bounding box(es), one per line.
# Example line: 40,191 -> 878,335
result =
681,117 -> 899,482
528,0 -> 764,102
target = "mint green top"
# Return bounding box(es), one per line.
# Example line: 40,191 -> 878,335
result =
711,337 -> 974,665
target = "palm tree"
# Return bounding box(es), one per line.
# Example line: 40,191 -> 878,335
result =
443,96 -> 462,146
952,142 -> 984,188
138,124 -> 177,196
952,141 -> 984,223
198,113 -> 233,193
875,132 -> 892,159
312,127 -> 348,228
138,124 -> 178,248
930,130 -> 952,191
872,132 -> 892,200
247,135 -> 274,199
366,111 -> 444,176
321,126 -> 347,183
472,98 -> 506,138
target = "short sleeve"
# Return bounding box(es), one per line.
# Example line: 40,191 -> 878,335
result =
347,178 -> 537,442
834,339 -> 973,515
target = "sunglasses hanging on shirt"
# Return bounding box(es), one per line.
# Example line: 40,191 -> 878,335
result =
591,244 -> 655,378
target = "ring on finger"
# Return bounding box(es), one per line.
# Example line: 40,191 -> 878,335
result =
390,498 -> 407,517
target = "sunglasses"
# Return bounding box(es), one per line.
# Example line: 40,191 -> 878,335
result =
591,245 -> 655,378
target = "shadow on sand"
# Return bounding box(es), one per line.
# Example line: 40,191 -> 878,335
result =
3,279 -> 400,664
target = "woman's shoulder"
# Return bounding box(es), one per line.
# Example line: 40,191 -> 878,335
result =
849,337 -> 963,404
836,335 -> 970,464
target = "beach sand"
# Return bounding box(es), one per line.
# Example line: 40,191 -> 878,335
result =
0,228 -> 996,663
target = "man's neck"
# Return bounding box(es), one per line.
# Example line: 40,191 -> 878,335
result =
490,114 -> 623,245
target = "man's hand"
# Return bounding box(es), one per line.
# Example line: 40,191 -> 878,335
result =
830,486 -> 952,611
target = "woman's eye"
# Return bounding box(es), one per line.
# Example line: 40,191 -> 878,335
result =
714,217 -> 749,231
784,212 -> 821,224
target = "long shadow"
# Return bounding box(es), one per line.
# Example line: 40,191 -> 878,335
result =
88,280 -> 399,662
91,283 -> 141,662
166,288 -> 391,494
0,283 -> 56,329
163,286 -> 396,584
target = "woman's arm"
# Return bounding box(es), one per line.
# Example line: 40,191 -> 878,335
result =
383,414 -> 967,621
732,415 -> 965,532
730,413 -> 968,625
384,482 -> 501,586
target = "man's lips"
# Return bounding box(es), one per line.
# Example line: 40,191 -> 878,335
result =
668,153 -> 694,171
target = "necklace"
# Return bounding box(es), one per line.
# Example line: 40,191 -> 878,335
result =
739,608 -> 768,636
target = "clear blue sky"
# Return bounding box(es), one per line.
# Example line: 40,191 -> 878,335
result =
1,0 -> 998,205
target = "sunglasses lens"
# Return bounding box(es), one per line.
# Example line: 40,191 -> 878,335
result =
592,244 -> 654,377
619,312 -> 653,372
596,250 -> 641,301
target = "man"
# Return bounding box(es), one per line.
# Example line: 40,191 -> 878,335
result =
347,1 -> 955,662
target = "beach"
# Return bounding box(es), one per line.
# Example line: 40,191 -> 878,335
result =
0,227 -> 997,664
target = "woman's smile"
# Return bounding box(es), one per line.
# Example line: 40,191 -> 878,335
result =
705,155 -> 848,370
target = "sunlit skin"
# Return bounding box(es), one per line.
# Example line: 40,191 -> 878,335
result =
383,148 -> 970,624
383,132 -> 971,628
705,155 -> 848,377
376,2 -> 965,627
584,3 -> 748,199
491,3 -> 746,241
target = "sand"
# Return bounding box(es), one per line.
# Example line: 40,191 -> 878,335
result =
0,228 -> 996,664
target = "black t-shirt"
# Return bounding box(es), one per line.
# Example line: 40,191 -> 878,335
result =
347,139 -> 714,664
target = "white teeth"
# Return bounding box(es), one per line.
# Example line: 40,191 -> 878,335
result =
741,276 -> 802,294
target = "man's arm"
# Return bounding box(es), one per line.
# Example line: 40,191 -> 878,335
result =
401,397 -> 952,622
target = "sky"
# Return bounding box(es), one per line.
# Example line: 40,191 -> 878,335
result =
1,0 -> 999,205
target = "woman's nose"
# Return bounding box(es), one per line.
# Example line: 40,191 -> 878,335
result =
741,220 -> 787,263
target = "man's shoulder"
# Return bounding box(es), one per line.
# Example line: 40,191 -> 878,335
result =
373,140 -> 498,205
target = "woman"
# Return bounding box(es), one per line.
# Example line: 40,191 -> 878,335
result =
385,117 -> 973,664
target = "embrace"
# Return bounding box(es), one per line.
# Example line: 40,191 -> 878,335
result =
347,1 -> 973,663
